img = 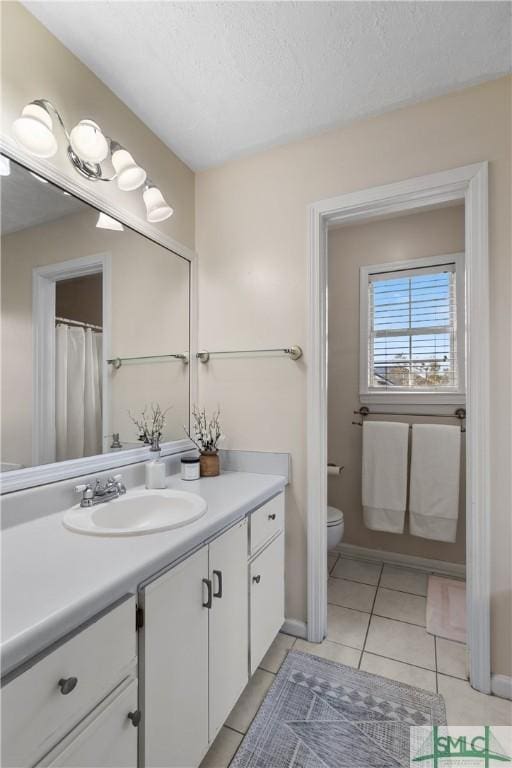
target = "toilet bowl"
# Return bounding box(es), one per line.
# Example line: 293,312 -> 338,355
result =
327,506 -> 344,550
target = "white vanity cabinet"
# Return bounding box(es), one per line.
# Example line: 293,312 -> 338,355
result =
249,494 -> 285,674
1,596 -> 138,768
142,518 -> 249,768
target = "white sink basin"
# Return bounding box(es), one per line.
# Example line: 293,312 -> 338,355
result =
63,489 -> 207,536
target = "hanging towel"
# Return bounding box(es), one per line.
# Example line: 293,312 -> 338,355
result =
362,421 -> 409,533
409,424 -> 461,543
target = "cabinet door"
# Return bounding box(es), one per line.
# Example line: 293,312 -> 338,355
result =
209,519 -> 248,740
37,678 -> 138,768
250,533 -> 285,674
143,546 -> 209,768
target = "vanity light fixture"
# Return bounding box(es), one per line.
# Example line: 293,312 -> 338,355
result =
11,99 -> 173,222
96,212 -> 124,231
143,183 -> 174,223
0,156 -> 11,176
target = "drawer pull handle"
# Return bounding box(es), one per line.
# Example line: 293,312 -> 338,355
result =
58,677 -> 78,695
213,570 -> 223,599
202,578 -> 213,609
268,513 -> 276,521
128,710 -> 141,727
252,575 -> 261,584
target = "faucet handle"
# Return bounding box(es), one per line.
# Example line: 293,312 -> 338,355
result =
113,473 -> 126,494
74,483 -> 92,495
74,483 -> 94,506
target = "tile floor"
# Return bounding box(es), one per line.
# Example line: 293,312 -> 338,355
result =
200,555 -> 512,768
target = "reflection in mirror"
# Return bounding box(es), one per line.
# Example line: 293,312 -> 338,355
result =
1,155 -> 190,472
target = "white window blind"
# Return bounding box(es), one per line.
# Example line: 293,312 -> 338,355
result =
367,262 -> 458,391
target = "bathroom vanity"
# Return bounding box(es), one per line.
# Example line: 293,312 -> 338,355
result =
1,472 -> 286,768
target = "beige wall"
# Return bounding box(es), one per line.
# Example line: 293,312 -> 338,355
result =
196,77 -> 511,676
56,274 -> 103,327
328,206 -> 466,563
1,208 -> 190,467
1,2 -> 195,249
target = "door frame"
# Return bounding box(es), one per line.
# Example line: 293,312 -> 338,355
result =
306,162 -> 491,692
32,253 -> 111,466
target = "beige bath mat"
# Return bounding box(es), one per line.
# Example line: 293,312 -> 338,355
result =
426,575 -> 466,643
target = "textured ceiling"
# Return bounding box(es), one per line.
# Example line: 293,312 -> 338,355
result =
1,159 -> 86,235
23,1 -> 512,170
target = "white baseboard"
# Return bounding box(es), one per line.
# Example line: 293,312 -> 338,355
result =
335,542 -> 466,579
281,618 -> 308,639
491,674 -> 512,700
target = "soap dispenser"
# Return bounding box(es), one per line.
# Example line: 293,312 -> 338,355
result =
145,436 -> 166,489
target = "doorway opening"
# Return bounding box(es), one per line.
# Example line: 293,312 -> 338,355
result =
32,253 -> 110,466
306,163 -> 491,694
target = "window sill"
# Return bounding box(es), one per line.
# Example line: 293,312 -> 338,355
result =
359,392 -> 466,406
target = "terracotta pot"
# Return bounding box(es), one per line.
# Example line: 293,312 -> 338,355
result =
200,452 -> 220,477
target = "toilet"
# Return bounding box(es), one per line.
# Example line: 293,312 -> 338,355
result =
327,506 -> 344,550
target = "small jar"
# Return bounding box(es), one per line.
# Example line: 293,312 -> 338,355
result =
181,455 -> 200,481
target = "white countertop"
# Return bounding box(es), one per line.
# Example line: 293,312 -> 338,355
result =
1,471 -> 285,677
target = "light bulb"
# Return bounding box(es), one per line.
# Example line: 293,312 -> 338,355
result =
70,119 -> 108,163
143,185 -> 174,222
12,102 -> 58,158
111,146 -> 146,191
0,156 -> 11,176
96,212 -> 124,231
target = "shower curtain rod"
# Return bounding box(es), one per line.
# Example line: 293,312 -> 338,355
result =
56,316 -> 103,332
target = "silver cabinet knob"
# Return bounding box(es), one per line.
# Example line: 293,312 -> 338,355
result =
128,710 -> 141,727
58,676 -> 78,695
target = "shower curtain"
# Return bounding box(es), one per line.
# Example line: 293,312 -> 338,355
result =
55,324 -> 102,461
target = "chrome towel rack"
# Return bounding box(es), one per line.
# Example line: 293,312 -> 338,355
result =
197,346 -> 303,363
352,406 -> 466,432
107,353 -> 188,369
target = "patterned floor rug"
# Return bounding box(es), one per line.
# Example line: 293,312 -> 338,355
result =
231,650 -> 446,768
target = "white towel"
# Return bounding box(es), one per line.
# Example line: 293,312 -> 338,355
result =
362,421 -> 409,533
409,424 -> 461,543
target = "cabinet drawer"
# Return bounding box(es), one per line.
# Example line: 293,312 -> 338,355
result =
2,596 -> 136,768
36,677 -> 138,768
250,493 -> 284,555
250,533 -> 284,675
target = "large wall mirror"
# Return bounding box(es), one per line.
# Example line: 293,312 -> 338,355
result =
1,154 -> 190,476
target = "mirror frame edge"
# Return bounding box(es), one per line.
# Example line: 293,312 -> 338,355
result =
0,138 -> 198,495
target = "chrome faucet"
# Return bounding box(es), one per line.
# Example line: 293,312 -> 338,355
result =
75,474 -> 126,507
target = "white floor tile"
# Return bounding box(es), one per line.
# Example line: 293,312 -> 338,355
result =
332,557 -> 382,585
328,577 -> 376,612
200,727 -> 242,768
225,669 -> 275,734
436,638 -> 468,680
259,632 -> 295,674
294,638 -> 361,667
380,564 -> 428,596
360,652 -> 437,692
373,587 -> 426,626
438,674 -> 512,725
327,604 -> 370,649
365,615 -> 436,670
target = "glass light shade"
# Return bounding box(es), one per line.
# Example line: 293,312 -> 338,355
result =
70,119 -> 109,163
143,185 -> 174,222
12,103 -> 58,158
0,156 -> 11,176
96,212 -> 124,231
112,147 -> 147,191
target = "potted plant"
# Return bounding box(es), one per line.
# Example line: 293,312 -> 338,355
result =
184,406 -> 223,477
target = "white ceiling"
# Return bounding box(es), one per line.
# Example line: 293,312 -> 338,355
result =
24,1 -> 511,170
1,158 -> 86,235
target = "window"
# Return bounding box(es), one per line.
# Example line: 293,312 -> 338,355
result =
360,254 -> 465,402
